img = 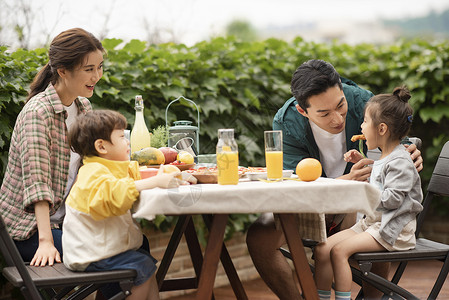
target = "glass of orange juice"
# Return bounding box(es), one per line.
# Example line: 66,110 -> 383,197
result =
264,130 -> 283,181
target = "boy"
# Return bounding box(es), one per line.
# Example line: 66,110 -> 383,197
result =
62,110 -> 180,300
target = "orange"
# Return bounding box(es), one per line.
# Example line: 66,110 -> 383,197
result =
296,158 -> 322,181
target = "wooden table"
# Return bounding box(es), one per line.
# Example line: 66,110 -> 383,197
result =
133,178 -> 380,299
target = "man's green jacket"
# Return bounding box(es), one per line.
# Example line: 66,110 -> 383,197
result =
273,77 -> 374,176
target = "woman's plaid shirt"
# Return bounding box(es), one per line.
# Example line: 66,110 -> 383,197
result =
0,84 -> 92,240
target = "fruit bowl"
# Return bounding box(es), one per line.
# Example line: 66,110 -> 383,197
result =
139,167 -> 159,179
147,163 -> 195,171
172,163 -> 195,171
191,174 -> 218,184
185,166 -> 218,184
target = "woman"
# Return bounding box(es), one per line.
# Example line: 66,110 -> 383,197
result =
0,28 -> 104,267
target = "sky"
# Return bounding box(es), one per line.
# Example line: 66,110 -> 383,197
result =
2,0 -> 449,48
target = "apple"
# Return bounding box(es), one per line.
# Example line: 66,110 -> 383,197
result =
159,147 -> 178,164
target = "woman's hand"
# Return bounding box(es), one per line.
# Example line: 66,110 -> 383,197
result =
32,201 -> 61,266
404,143 -> 423,172
30,240 -> 61,267
344,149 -> 365,164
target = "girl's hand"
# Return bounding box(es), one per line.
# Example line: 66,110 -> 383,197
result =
30,241 -> 61,267
344,149 -> 365,164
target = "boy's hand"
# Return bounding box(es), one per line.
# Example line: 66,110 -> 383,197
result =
154,171 -> 182,189
156,165 -> 185,188
344,149 -> 364,164
135,165 -> 186,191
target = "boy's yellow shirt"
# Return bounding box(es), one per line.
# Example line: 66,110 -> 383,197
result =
63,156 -> 144,271
66,156 -> 141,220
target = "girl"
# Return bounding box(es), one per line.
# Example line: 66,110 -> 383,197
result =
0,28 -> 104,267
313,86 -> 423,300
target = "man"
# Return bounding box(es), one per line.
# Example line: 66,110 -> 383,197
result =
246,59 -> 423,299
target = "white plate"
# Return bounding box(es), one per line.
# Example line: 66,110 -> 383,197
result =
246,170 -> 294,181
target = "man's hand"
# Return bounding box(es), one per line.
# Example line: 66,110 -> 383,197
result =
339,158 -> 374,182
404,143 -> 423,172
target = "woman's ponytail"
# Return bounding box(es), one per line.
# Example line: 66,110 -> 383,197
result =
26,63 -> 56,102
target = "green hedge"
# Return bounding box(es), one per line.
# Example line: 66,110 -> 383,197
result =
1,36 -> 449,223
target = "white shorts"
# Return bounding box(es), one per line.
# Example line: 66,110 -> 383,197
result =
351,218 -> 416,251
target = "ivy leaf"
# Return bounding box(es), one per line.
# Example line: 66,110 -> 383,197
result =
119,89 -> 139,102
98,86 -> 120,97
102,38 -> 123,50
202,77 -> 221,91
419,104 -> 449,123
160,85 -> 185,100
122,39 -> 147,54
244,88 -> 260,109
151,215 -> 167,228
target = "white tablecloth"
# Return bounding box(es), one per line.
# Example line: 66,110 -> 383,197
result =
134,177 -> 380,217
133,177 -> 380,242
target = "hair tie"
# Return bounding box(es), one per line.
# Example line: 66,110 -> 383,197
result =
407,115 -> 413,123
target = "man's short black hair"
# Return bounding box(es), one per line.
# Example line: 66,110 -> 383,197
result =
291,59 -> 342,112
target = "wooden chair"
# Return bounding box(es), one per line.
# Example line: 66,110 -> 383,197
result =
351,140 -> 449,300
0,214 -> 136,300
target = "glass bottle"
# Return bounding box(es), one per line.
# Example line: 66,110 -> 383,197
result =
130,95 -> 152,154
216,129 -> 239,185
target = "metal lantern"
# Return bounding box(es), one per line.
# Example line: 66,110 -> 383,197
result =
165,96 -> 200,157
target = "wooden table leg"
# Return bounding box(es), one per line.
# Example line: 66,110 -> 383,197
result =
196,214 -> 229,300
157,215 -> 191,290
202,215 -> 248,300
277,213 -> 319,300
185,216 -> 205,280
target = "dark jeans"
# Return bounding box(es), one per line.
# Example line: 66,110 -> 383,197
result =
97,235 -> 151,298
14,228 -> 63,262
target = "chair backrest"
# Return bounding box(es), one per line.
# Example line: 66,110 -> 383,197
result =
0,214 -> 42,299
416,140 -> 449,236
